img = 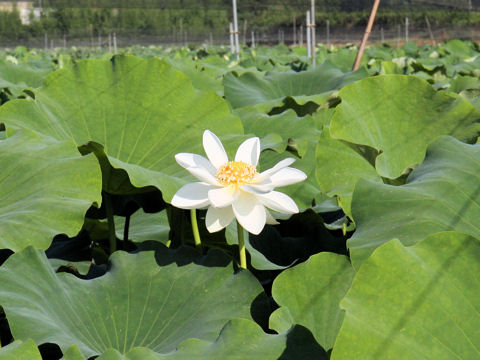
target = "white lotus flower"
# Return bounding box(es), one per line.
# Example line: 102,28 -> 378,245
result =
171,130 -> 307,235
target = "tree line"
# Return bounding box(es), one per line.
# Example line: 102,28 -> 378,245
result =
0,0 -> 476,42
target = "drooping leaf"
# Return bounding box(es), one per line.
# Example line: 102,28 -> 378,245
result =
349,136 -> 480,268
0,245 -> 263,358
315,127 -> 382,218
332,232 -> 480,360
330,75 -> 480,179
270,252 -> 354,350
0,55 -> 242,200
0,130 -> 101,252
224,61 -> 369,111
237,108 -> 319,157
0,60 -> 52,97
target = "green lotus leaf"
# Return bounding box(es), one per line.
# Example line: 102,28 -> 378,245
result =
115,209 -> 169,243
0,55 -> 242,200
0,130 -> 101,252
0,245 -> 263,358
224,61 -> 369,111
349,136 -> 480,268
270,252 -> 354,350
315,127 -> 382,218
95,319 -> 286,359
94,320 -> 328,359
0,339 -> 41,359
0,60 -> 52,97
332,232 -> 480,360
330,74 -> 480,179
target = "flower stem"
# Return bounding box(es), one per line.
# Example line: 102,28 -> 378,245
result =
236,220 -> 247,269
124,213 -> 131,243
190,209 -> 201,247
104,192 -> 116,254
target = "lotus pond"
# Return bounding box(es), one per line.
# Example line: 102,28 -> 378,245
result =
0,40 -> 479,359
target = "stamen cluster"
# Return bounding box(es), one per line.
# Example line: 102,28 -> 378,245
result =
216,161 -> 258,185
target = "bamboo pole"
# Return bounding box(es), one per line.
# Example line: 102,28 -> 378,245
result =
425,16 -> 436,46
352,0 -> 381,71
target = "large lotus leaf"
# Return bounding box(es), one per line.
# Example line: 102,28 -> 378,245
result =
0,60 -> 52,97
315,127 -> 382,218
348,136 -> 480,268
94,320 -> 328,360
332,232 -> 480,360
95,319 -> 287,360
0,339 -> 41,359
0,130 -> 101,252
224,61 -> 369,111
0,55 -> 242,200
330,74 -> 480,179
270,252 -> 354,350
0,245 -> 263,358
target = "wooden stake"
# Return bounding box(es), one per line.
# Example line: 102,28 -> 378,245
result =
425,16 -> 436,46
352,0 -> 381,71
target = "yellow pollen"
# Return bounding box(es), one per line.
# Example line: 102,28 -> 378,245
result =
216,161 -> 258,185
